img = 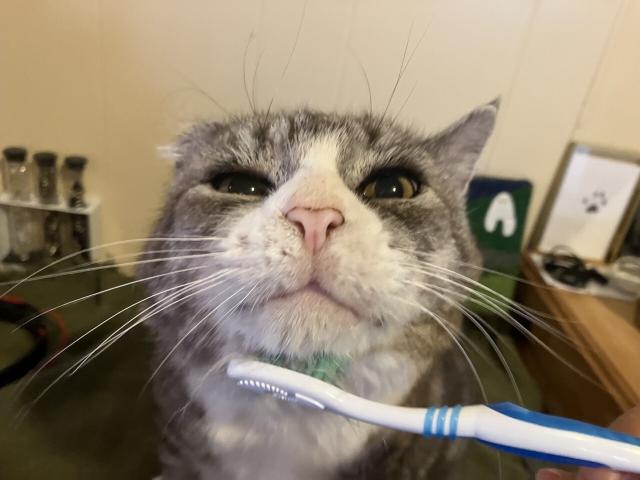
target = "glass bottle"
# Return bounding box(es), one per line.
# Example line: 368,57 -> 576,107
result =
63,155 -> 87,208
3,147 -> 31,200
2,147 -> 42,262
34,151 -> 58,204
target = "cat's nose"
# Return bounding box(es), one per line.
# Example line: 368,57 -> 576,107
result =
285,207 -> 344,254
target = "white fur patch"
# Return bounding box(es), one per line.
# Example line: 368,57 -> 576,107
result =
187,348 -> 420,480
299,135 -> 340,173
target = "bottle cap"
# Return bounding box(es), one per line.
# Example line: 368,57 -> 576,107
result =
3,147 -> 27,163
34,151 -> 58,167
64,155 -> 88,171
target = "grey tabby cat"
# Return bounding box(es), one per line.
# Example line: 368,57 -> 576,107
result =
139,102 -> 497,479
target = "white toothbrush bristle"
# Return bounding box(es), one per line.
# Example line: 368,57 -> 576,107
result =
236,379 -> 296,403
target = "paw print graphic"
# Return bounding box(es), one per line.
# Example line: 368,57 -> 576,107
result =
582,190 -> 607,214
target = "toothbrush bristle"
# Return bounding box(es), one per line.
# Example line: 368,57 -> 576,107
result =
237,379 -> 295,403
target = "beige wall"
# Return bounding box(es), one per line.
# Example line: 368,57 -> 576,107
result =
0,0 -> 638,262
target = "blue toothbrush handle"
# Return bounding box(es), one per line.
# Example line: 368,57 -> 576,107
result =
423,403 -> 640,473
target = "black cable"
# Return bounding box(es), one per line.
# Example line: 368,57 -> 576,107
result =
542,246 -> 608,288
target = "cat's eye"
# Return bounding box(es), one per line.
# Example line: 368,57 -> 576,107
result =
360,170 -> 419,200
211,172 -> 272,197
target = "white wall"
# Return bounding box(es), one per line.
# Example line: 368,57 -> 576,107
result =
0,0 -> 638,262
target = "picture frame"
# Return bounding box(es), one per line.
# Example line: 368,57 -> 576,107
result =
529,142 -> 640,262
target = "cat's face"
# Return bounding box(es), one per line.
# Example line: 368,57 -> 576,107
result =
143,106 -> 496,359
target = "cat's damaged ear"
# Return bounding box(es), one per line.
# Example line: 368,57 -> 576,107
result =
424,99 -> 498,193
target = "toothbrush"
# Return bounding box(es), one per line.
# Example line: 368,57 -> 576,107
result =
227,359 -> 640,473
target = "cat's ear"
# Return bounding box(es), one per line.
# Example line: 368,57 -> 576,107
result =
425,99 -> 498,193
172,121 -> 226,167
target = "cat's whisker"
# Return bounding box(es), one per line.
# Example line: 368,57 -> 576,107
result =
396,296 -> 488,403
403,260 -> 572,344
177,275 -> 280,373
169,72 -> 231,116
173,297 -> 220,370
377,21 -> 429,129
11,264 -> 214,333
199,279 -> 267,348
71,270 -> 240,373
191,276 -> 275,361
400,246 -> 540,285
404,279 -> 523,404
432,274 -> 572,342
399,246 -> 576,322
160,281 -> 285,436
388,288 -> 494,366
1,235 -> 221,295
246,278 -> 275,313
11,271 -> 221,401
13,280 -> 202,424
390,81 -> 418,125
348,46 -> 373,117
55,247 -> 211,274
262,0 -> 309,126
405,267 -> 602,388
242,31 -> 256,115
141,280 -> 262,395
401,260 -> 575,341
0,251 -> 223,286
251,48 -> 265,113
69,280 -> 216,373
394,306 -> 506,480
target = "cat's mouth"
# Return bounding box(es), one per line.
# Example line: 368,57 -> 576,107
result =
260,281 -> 360,320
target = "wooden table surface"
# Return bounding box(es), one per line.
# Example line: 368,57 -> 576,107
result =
521,253 -> 640,413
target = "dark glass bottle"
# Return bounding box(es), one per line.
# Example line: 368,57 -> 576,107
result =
63,156 -> 87,208
34,151 -> 59,205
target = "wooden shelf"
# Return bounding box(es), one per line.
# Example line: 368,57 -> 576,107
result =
518,251 -> 640,424
0,193 -> 99,215
0,193 -> 103,261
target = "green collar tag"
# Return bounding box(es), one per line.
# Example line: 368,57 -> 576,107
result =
261,352 -> 350,385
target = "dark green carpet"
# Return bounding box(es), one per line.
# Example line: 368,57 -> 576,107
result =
0,268 -> 541,479
0,269 -> 159,479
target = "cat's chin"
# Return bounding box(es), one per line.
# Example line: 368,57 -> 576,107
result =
220,285 -> 386,357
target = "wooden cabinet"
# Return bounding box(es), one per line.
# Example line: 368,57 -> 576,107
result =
517,252 -> 640,425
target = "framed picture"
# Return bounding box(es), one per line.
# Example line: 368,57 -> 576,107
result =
530,143 -> 640,262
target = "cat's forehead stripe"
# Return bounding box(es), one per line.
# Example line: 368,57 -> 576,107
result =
299,135 -> 340,173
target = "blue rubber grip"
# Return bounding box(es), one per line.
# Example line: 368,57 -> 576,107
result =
487,402 -> 640,467
423,406 -> 462,439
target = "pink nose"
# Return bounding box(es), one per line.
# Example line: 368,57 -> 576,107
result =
285,207 -> 344,253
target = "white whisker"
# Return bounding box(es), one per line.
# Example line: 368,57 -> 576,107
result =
396,296 -> 488,403
72,269 -> 239,372
401,261 -> 574,341
11,264 -> 214,332
142,280 -> 262,395
404,264 -> 601,388
1,235 -> 222,296
404,279 -> 523,404
12,271 -> 221,400
1,252 -> 224,286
